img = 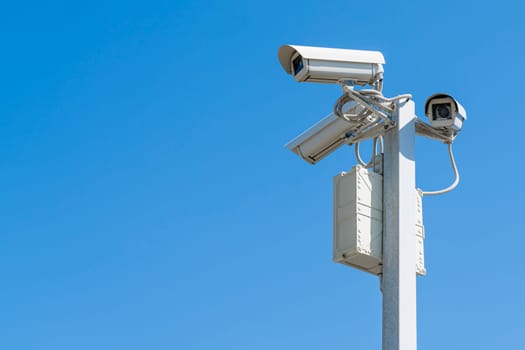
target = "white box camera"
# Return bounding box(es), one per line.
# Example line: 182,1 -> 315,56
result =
278,45 -> 385,85
424,93 -> 467,132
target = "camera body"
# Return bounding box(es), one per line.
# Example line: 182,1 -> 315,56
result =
285,102 -> 367,164
424,93 -> 467,132
278,45 -> 385,85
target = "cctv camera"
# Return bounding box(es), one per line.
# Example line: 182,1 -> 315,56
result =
277,45 -> 385,85
424,94 -> 467,132
286,102 -> 369,164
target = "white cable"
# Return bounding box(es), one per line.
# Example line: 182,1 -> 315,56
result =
334,87 -> 412,123
354,142 -> 367,167
334,93 -> 371,122
354,137 -> 380,168
420,143 -> 460,196
346,89 -> 390,121
369,93 -> 413,103
348,87 -> 412,102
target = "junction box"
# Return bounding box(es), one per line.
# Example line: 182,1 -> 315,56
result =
333,165 -> 426,276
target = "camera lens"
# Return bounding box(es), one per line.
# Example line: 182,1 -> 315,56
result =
437,105 -> 450,118
432,103 -> 451,120
292,55 -> 304,75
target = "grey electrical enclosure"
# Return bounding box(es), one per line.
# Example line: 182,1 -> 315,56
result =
333,165 -> 426,276
333,166 -> 383,274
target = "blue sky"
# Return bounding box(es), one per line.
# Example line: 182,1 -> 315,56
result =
1,1 -> 524,349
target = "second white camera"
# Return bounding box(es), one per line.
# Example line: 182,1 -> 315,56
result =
424,93 -> 467,132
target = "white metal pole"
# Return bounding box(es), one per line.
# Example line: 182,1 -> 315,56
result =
382,100 -> 417,350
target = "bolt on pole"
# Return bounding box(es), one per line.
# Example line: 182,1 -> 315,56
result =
382,100 -> 418,350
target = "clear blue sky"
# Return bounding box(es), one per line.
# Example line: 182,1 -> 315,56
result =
1,1 -> 524,349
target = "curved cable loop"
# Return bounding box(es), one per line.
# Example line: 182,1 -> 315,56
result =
334,93 -> 365,122
354,137 -> 380,169
336,87 -> 410,122
420,143 -> 460,196
354,142 -> 367,167
344,89 -> 390,121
